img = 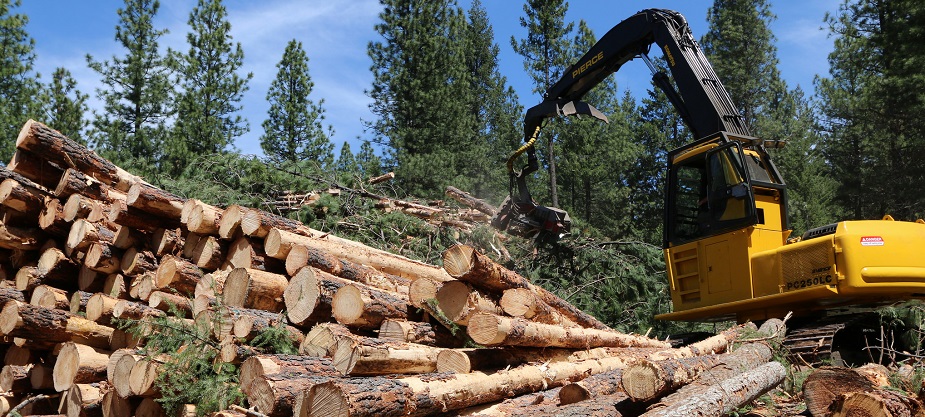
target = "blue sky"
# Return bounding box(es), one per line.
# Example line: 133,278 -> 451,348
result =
19,0 -> 840,157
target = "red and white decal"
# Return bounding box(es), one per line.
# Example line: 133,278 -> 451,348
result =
860,236 -> 884,246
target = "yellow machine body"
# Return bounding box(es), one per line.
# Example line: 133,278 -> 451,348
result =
656,133 -> 925,323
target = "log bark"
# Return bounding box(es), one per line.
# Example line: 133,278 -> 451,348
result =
126,182 -> 186,221
85,242 -> 122,274
331,283 -> 411,330
250,373 -> 332,417
499,287 -> 578,327
52,342 -> 110,391
300,351 -> 641,417
108,199 -> 178,232
331,334 -> 443,376
618,354 -> 725,403
378,319 -> 463,348
286,244 -> 410,295
436,346 -> 645,375
223,268 -> 288,312
640,361 -> 786,417
54,168 -> 124,203
0,301 -> 115,349
641,342 -> 777,415
240,208 -> 312,239
0,178 -> 48,217
120,247 -> 157,276
231,307 -> 302,344
155,255 -> 203,295
443,244 -> 609,330
803,366 -> 881,417
1,163 -> 52,194
226,237 -> 283,272
7,148 -> 65,190
436,280 -> 502,325
445,186 -> 497,217
239,354 -> 337,397
0,219 -> 43,250
265,227 -> 452,282
368,171 -> 395,184
151,227 -> 183,257
467,312 -> 670,349
17,119 -> 141,191
112,299 -> 165,320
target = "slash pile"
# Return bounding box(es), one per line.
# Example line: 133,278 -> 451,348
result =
0,120 -> 787,417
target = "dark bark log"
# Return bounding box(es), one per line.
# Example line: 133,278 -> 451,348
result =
7,148 -> 65,190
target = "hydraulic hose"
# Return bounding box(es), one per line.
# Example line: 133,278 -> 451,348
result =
506,125 -> 542,174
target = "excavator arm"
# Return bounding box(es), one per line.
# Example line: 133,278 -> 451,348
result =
494,8 -> 749,241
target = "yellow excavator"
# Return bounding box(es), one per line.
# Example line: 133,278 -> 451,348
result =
493,9 -> 925,362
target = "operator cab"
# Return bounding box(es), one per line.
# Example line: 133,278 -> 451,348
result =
664,132 -> 788,248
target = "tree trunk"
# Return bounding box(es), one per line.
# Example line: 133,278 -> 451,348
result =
231,307 -> 302,344
192,235 -> 227,270
128,358 -> 160,397
250,373 -> 332,417
111,225 -> 144,250
831,389 -> 925,417
101,390 -> 139,417
223,268 -> 288,312
226,237 -> 283,272
619,354 -> 725,402
151,227 -> 183,257
146,291 -> 192,316
301,351 -> 641,417
445,186 -> 497,216
443,244 -> 609,330
331,334 -> 443,376
69,290 -> 92,315
378,319 -> 463,348
265,227 -> 452,282
500,287 -> 578,327
54,168 -> 124,203
240,207 -> 313,239
284,267 -> 343,326
37,247 -> 80,289
126,182 -> 186,221
7,149 -> 65,190
52,342 -> 110,391
0,364 -> 31,392
85,242 -> 122,274
803,366 -> 881,417
218,204 -> 245,240
112,299 -> 165,320
155,255 -> 204,295
30,284 -> 70,310
120,247 -> 157,276
0,301 -> 115,349
641,361 -> 786,417
436,280 -> 502,325
467,312 -> 670,349
66,219 -> 115,254
285,244 -> 410,295
239,354 -> 337,397
63,383 -> 104,417
39,196 -> 71,237
86,293 -> 119,325
102,273 -> 128,299
408,277 -> 442,309
186,200 -> 223,235
1,178 -> 48,217
108,199 -> 178,232
299,323 -> 355,357
194,270 -> 230,299
17,119 -> 140,192
331,283 -> 411,330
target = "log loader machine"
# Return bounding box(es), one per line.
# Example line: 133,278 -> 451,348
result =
493,8 -> 925,363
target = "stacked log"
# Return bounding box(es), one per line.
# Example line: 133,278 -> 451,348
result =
0,120 -> 797,417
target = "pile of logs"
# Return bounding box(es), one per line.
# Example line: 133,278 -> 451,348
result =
0,119 -> 795,416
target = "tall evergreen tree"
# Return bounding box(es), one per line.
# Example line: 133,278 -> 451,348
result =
43,68 -> 89,145
463,0 -> 522,201
0,0 -> 41,162
817,0 -> 925,220
168,0 -> 251,177
260,39 -> 333,167
367,0 -> 472,198
356,142 -> 382,178
334,142 -> 359,176
87,0 -> 173,174
511,0 -> 574,207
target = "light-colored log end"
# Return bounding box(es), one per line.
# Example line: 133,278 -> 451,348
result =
441,244 -> 474,278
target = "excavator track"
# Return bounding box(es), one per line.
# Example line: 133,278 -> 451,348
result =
783,312 -> 879,366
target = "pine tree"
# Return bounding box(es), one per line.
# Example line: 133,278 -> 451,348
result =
817,0 -> 925,220
0,0 -> 41,162
356,142 -> 382,178
367,0 -> 472,198
168,0 -> 251,177
43,68 -> 89,145
87,0 -> 173,174
335,142 -> 359,176
463,0 -> 522,201
510,0 -> 574,207
260,39 -> 334,167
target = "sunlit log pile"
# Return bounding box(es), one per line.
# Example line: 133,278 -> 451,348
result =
0,119 -> 807,416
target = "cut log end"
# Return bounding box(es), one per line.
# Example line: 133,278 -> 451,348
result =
466,313 -> 503,346
441,244 -> 474,277
558,383 -> 592,406
331,285 -> 364,325
435,349 -> 471,374
620,360 -> 660,402
308,381 -> 349,417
